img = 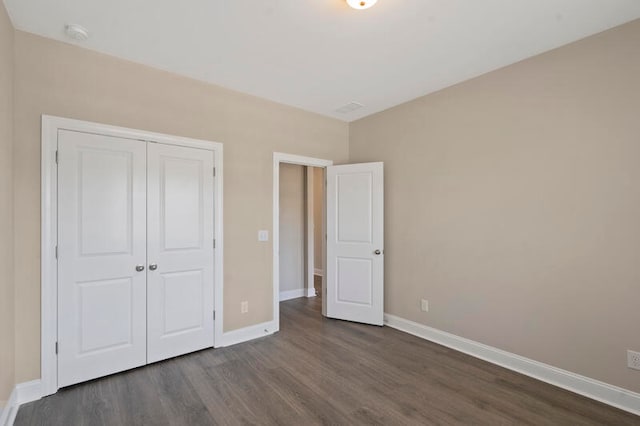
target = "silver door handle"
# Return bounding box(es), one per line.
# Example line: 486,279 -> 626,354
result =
149,264 -> 158,271
135,265 -> 145,272
374,249 -> 382,255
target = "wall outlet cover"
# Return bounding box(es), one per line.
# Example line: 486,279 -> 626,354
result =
421,299 -> 429,312
258,230 -> 269,242
628,350 -> 640,370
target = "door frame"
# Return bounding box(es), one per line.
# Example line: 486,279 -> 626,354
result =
272,153 -> 332,331
305,167 -> 319,298
41,115 -> 224,396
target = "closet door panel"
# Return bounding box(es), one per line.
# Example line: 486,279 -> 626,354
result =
57,130 -> 147,387
147,143 -> 215,362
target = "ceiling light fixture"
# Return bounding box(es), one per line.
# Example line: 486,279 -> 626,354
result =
346,0 -> 378,10
65,24 -> 90,41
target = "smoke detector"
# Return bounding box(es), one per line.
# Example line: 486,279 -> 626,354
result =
65,24 -> 90,41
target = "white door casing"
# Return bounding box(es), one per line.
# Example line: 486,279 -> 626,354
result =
326,162 -> 384,326
146,143 -> 215,362
272,153 -> 334,332
57,130 -> 148,387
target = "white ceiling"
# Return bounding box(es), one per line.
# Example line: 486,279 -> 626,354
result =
5,0 -> 640,121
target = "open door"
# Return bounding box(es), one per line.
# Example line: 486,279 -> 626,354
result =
326,162 -> 384,325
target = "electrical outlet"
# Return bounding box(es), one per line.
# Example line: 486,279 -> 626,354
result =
628,350 -> 640,371
421,299 -> 429,312
258,230 -> 269,242
241,301 -> 249,314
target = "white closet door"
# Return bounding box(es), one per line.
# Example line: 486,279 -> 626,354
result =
326,162 -> 384,326
57,130 -> 147,388
147,143 -> 215,363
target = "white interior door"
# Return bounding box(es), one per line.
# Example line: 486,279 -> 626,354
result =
326,162 -> 384,325
57,130 -> 147,387
146,143 -> 215,363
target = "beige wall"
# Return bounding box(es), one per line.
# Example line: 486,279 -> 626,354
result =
279,164 -> 305,293
350,19 -> 640,393
12,31 -> 349,383
6,12 -> 640,398
313,167 -> 324,272
0,1 -> 15,404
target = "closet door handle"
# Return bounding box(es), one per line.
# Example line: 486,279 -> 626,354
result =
135,265 -> 145,272
149,264 -> 158,271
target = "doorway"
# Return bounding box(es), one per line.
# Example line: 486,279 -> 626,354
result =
278,164 -> 324,304
273,154 -> 385,332
272,153 -> 332,330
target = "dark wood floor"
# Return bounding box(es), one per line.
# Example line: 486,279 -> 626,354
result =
16,293 -> 639,425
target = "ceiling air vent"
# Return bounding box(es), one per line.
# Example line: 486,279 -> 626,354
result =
335,102 -> 364,114
65,24 -> 90,41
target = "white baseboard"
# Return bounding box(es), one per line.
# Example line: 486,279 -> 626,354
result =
0,380 -> 42,426
384,314 -> 640,417
220,320 -> 276,347
314,268 -> 323,276
280,288 -> 316,301
279,289 -> 307,301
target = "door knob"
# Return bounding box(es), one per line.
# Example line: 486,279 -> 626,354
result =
135,265 -> 145,272
374,249 -> 382,255
149,264 -> 158,271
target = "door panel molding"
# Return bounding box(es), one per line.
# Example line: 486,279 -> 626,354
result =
41,115 -> 224,396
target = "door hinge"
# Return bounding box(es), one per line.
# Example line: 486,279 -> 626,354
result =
213,311 -> 216,320
213,239 -> 216,249
55,150 -> 59,164
55,245 -> 58,259
55,341 -> 58,354
213,167 -> 216,177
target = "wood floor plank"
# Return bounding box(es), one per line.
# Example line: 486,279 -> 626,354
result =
15,295 -> 640,426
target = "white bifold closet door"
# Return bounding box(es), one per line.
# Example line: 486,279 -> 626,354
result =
57,130 -> 214,388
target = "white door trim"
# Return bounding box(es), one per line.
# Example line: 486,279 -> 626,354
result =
41,115 -> 224,397
305,167 -> 316,298
273,153 -> 332,332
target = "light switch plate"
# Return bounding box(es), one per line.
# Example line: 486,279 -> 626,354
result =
258,230 -> 269,242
